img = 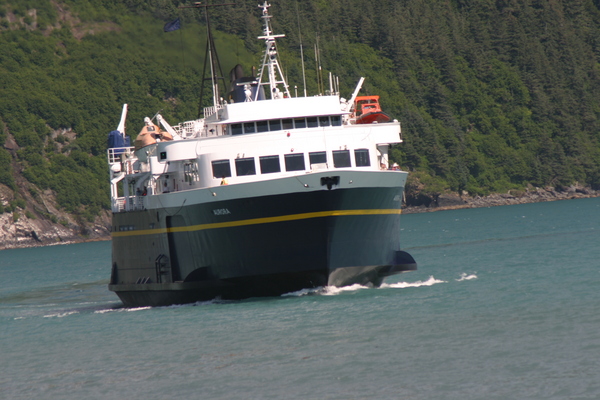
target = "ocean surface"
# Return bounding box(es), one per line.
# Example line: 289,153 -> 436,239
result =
1,198 -> 599,400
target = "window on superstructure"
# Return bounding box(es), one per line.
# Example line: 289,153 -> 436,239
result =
354,149 -> 371,167
259,155 -> 281,174
235,157 -> 256,176
282,119 -> 293,130
307,117 -> 318,128
231,123 -> 243,135
212,159 -> 232,178
331,116 -> 342,126
284,153 -> 305,171
294,118 -> 306,129
256,120 -> 269,133
269,119 -> 281,131
309,151 -> 327,166
333,150 -> 351,168
318,116 -> 330,127
243,122 -> 256,134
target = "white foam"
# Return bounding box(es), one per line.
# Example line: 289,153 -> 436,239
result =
125,306 -> 152,312
94,308 -> 117,314
380,275 -> 446,289
283,283 -> 370,297
43,310 -> 79,318
456,272 -> 478,281
94,306 -> 152,314
282,287 -> 322,297
321,283 -> 371,296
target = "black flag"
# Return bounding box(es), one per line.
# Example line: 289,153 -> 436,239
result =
164,18 -> 181,32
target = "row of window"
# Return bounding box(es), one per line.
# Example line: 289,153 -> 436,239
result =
230,115 -> 342,135
212,149 -> 371,178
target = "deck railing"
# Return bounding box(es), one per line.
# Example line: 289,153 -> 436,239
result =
107,146 -> 136,164
112,195 -> 145,213
203,104 -> 223,118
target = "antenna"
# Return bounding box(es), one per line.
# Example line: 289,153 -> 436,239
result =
295,0 -> 307,97
179,2 -> 234,117
314,36 -> 324,95
255,1 -> 291,100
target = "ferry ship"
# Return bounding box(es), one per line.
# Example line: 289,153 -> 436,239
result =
107,2 -> 416,307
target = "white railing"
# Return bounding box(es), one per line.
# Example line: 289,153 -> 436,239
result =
203,104 -> 223,118
112,196 -> 145,213
107,146 -> 135,164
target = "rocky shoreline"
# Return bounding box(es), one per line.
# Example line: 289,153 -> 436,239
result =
1,185 -> 598,251
0,212 -> 110,251
404,184 -> 599,214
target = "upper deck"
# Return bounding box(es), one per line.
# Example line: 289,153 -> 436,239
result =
208,95 -> 347,124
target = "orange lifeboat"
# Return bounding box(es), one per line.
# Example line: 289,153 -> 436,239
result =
354,95 -> 391,124
134,118 -> 173,150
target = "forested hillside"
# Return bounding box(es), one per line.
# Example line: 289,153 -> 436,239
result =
1,0 -> 600,230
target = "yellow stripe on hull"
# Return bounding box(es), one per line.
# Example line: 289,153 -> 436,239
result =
112,208 -> 401,238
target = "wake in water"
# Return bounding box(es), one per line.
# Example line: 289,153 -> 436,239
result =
94,306 -> 152,314
456,272 -> 478,281
35,273 -> 480,316
380,275 -> 447,289
94,298 -> 229,313
12,273 -> 480,318
283,273 -> 477,297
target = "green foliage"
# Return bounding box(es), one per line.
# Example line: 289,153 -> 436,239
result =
1,0 -> 600,217
0,148 -> 14,189
11,197 -> 26,210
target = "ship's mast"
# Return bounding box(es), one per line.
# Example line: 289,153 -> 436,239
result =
179,2 -> 233,116
255,2 -> 291,100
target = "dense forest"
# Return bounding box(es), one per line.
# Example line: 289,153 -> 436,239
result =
1,0 -> 600,223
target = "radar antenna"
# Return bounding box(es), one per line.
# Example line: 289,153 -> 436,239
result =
255,2 -> 291,100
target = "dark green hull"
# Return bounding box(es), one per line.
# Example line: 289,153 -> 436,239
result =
109,185 -> 416,307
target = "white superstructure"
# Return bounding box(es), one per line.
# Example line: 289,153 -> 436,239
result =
108,1 -> 402,213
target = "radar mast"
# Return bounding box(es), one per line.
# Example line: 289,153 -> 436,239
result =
255,2 -> 291,100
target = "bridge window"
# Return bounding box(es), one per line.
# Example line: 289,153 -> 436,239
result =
235,157 -> 256,176
285,153 -> 305,171
333,150 -> 351,168
354,149 -> 371,167
282,119 -> 293,130
243,122 -> 256,134
212,159 -> 231,178
256,120 -> 269,133
228,115 -> 344,136
260,155 -> 281,174
309,151 -> 327,166
231,123 -> 243,135
294,118 -> 306,129
269,119 -> 281,131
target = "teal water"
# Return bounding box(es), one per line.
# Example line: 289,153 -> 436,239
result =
1,198 -> 599,399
